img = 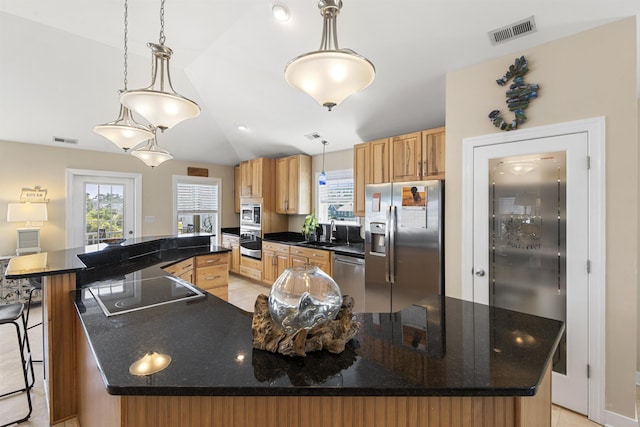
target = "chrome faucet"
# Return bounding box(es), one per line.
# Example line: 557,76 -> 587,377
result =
329,220 -> 336,242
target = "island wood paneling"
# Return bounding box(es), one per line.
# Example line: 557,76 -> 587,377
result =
45,273 -> 77,425
112,377 -> 550,427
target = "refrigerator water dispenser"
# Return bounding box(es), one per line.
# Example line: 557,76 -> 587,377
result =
369,222 -> 386,255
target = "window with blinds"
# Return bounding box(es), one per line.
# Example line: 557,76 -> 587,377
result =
317,169 -> 356,224
173,176 -> 220,236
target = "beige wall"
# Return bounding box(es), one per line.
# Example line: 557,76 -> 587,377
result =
0,140 -> 238,255
446,18 -> 637,418
287,149 -> 355,233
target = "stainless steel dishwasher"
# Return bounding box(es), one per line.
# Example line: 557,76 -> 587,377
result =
332,254 -> 365,313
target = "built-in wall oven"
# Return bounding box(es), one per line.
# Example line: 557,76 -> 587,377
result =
240,202 -> 262,260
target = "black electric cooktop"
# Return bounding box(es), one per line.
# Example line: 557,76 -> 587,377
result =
89,275 -> 205,317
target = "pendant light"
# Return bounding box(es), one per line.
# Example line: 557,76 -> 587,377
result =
319,140 -> 328,185
285,0 -> 375,111
94,0 -> 153,151
131,126 -> 173,168
120,0 -> 200,131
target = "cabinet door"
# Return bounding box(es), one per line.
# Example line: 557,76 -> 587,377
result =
262,250 -> 275,284
286,156 -> 299,214
369,138 -> 389,184
275,253 -> 290,279
290,254 -> 308,268
240,161 -> 251,196
353,142 -> 369,217
422,127 -> 446,179
275,158 -> 288,214
230,244 -> 240,274
234,166 -> 240,213
250,158 -> 263,197
390,132 -> 422,182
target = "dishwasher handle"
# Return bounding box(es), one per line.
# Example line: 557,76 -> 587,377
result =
332,255 -> 365,266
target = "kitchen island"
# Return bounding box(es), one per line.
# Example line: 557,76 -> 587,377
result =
6,235 -> 563,427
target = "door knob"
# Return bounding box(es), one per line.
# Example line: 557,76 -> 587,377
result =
475,269 -> 485,277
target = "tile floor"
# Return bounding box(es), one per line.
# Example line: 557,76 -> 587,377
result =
0,274 -> 635,426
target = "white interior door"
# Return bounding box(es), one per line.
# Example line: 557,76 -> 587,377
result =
471,132 -> 589,415
66,170 -> 141,248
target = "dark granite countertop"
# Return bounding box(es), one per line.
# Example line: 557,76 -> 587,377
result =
5,234 -> 228,283
264,232 -> 365,259
74,289 -> 563,397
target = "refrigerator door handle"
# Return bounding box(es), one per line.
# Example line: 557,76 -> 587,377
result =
384,205 -> 391,283
389,205 -> 397,283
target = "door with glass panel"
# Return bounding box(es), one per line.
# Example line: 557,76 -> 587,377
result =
472,133 -> 589,414
68,172 -> 138,248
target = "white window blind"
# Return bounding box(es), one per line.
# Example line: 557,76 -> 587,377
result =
176,183 -> 218,214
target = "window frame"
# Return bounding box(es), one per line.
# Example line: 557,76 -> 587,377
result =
172,175 -> 221,238
315,169 -> 360,226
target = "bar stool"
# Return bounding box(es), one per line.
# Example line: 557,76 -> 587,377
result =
0,303 -> 34,427
24,278 -> 43,364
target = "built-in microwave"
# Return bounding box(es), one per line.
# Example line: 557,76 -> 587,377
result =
240,203 -> 261,228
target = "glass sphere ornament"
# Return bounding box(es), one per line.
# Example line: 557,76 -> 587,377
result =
268,265 -> 343,334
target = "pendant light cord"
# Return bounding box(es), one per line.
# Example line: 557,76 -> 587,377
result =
123,0 -> 129,90
159,0 -> 166,45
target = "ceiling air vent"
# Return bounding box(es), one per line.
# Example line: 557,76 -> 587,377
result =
488,16 -> 537,46
53,136 -> 78,144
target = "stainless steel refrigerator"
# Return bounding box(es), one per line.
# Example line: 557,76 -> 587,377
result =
364,180 -> 444,312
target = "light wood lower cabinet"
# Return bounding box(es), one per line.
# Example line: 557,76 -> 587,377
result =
221,234 -> 240,274
288,246 -> 332,277
163,257 -> 194,284
262,241 -> 290,285
195,253 -> 230,301
240,255 -> 262,281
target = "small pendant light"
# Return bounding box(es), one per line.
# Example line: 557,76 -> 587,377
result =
94,0 -> 153,150
131,126 -> 173,168
319,140 -> 328,185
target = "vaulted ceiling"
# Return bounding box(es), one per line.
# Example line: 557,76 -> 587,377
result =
1,1 -> 638,165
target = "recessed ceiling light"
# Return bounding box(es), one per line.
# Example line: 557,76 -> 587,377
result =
235,123 -> 249,131
272,3 -> 290,22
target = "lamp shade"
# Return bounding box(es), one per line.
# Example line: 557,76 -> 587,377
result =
285,50 -> 375,110
131,139 -> 173,168
7,203 -> 48,223
94,105 -> 154,151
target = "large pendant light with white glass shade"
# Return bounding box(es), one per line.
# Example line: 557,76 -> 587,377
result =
120,0 -> 200,131
285,0 -> 375,111
94,0 -> 153,151
131,126 -> 173,168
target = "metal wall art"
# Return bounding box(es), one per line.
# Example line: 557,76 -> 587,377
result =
488,56 -> 539,131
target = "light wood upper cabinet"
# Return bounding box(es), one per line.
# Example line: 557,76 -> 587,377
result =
390,128 -> 446,182
369,138 -> 390,184
353,142 -> 370,217
275,154 -> 311,215
240,158 -> 273,199
234,166 -> 240,213
422,127 -> 446,179
390,132 -> 422,182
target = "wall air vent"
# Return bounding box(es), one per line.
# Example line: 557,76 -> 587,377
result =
53,136 -> 78,144
488,16 -> 537,46
304,132 -> 321,141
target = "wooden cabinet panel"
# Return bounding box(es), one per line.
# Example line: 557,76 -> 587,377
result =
240,255 -> 262,281
164,257 -> 194,279
195,264 -> 228,290
195,253 -> 228,268
422,127 -> 445,179
288,246 -> 332,276
234,165 -> 240,213
353,142 -> 369,217
369,138 -> 389,184
390,132 -> 422,182
221,234 -> 240,274
275,154 -> 311,215
240,158 -> 273,199
240,161 -> 251,196
250,158 -> 263,197
262,242 -> 290,285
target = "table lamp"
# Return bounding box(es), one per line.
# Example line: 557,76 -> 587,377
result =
7,203 -> 48,255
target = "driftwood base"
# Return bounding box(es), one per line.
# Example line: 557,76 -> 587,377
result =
252,294 -> 360,357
